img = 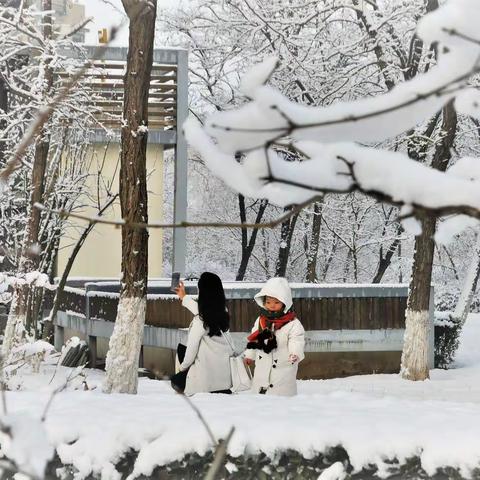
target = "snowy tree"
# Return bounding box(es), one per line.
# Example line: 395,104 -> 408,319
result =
103,0 -> 157,394
159,0 -> 437,282
183,0 -> 480,380
0,2 -> 102,360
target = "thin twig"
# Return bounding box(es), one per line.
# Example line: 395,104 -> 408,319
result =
33,196 -> 321,230
441,28 -> 480,46
178,393 -> 218,446
204,426 -> 235,480
0,354 -> 7,415
58,16 -> 93,41
41,366 -> 85,421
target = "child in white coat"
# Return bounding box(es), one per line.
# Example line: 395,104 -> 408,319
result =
243,277 -> 305,396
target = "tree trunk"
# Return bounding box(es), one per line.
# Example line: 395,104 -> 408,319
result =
320,235 -> 338,281
306,201 -> 323,282
275,209 -> 299,277
372,225 -> 403,283
401,100 -> 457,381
103,0 -> 156,394
3,1 -> 53,359
0,75 -> 7,163
452,234 -> 480,326
236,196 -> 268,281
400,215 -> 435,381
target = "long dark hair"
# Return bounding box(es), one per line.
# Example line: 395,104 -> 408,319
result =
197,272 -> 229,337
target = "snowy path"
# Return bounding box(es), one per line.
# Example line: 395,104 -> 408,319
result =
5,315 -> 480,479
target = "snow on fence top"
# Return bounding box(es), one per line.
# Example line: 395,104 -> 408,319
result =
57,279 -> 423,332
65,279 -> 410,299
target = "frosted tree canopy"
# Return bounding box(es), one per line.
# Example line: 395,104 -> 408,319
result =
185,0 -> 480,240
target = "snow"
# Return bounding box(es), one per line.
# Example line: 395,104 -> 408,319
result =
11,340 -> 55,358
318,462 -> 346,480
239,56 -> 279,97
87,291 -> 119,299
3,315 -> 480,478
0,413 -> 54,478
455,89 -> 480,120
201,0 -> 480,151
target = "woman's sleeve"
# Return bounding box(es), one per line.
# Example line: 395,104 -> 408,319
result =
288,319 -> 305,361
243,317 -> 259,360
180,318 -> 205,370
182,295 -> 199,316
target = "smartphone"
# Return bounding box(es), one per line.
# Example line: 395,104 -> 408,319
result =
170,272 -> 181,292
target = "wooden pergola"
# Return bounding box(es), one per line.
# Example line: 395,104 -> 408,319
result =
62,46 -> 189,274
83,60 -> 177,131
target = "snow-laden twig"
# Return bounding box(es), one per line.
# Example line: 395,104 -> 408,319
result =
41,365 -> 85,421
177,393 -> 218,446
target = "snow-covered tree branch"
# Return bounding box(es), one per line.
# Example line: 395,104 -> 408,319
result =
185,0 -> 480,231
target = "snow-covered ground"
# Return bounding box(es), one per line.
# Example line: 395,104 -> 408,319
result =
4,315 -> 480,479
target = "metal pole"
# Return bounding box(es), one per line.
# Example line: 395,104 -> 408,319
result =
172,49 -> 188,275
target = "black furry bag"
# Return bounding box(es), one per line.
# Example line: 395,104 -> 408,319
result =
246,328 -> 277,353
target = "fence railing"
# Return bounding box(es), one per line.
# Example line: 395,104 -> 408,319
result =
54,281 -> 435,375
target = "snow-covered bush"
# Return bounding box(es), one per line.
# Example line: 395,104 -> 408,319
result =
46,447 -> 480,480
0,413 -> 54,478
434,312 -> 462,369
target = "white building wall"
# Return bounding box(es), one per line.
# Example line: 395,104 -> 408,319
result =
57,143 -> 164,279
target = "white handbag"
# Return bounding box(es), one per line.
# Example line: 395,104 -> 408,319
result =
222,331 -> 252,393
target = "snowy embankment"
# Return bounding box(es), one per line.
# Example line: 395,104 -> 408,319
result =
5,316 -> 480,479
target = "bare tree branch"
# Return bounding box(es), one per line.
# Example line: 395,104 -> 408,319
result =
33,196 -> 320,230
204,426 -> 235,480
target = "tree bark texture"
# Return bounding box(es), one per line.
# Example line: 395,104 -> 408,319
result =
104,0 -> 156,394
275,209 -> 299,278
306,201 -> 323,282
236,196 -> 268,281
372,225 -> 403,284
401,100 -> 457,381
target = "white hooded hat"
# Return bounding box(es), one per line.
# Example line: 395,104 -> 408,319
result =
254,277 -> 293,311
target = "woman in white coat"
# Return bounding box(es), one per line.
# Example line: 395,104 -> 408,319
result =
244,277 -> 305,396
171,272 -> 232,395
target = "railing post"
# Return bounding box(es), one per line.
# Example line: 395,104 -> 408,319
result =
88,335 -> 97,368
85,283 -> 97,365
172,49 -> 188,275
139,345 -> 144,369
428,285 -> 435,369
54,325 -> 65,352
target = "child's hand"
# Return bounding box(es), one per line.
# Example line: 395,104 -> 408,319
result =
288,354 -> 299,364
243,358 -> 254,366
174,281 -> 186,300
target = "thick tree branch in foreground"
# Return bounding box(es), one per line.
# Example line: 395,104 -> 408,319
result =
259,154 -> 480,223
210,67 -> 476,139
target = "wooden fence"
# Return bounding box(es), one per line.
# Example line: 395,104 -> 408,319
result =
58,283 -> 408,331
55,281 -> 432,378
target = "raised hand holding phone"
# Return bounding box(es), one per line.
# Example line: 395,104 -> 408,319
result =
171,272 -> 186,299
170,272 -> 181,292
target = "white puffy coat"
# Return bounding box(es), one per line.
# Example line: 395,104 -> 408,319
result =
180,296 -> 232,396
244,278 -> 305,396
